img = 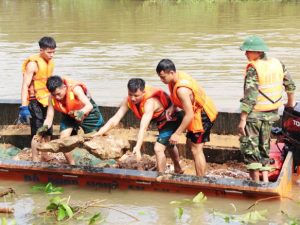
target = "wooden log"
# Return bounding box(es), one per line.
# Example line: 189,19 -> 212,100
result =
0,207 -> 14,214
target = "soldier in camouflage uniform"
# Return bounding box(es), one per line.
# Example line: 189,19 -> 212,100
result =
238,35 -> 296,181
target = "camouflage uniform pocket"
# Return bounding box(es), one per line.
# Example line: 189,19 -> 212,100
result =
239,136 -> 260,163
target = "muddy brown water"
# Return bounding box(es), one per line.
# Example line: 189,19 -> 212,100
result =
0,0 -> 300,224
0,0 -> 300,111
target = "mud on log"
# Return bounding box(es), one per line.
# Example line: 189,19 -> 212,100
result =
0,207 -> 14,214
36,134 -> 130,160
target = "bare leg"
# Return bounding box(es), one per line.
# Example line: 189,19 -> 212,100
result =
154,142 -> 167,173
167,145 -> 182,173
249,170 -> 260,182
31,135 -> 51,162
60,128 -> 75,165
31,136 -> 40,162
262,171 -> 269,183
189,140 -> 206,176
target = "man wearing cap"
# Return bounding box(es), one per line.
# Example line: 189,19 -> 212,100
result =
238,35 -> 296,181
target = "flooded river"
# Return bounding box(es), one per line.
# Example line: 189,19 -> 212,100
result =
0,0 -> 300,224
0,0 -> 300,111
0,178 -> 300,225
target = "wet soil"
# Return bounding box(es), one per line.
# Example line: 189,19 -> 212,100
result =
1,126 -> 249,180
10,147 -> 249,180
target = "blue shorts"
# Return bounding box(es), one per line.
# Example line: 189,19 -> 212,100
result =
156,111 -> 184,146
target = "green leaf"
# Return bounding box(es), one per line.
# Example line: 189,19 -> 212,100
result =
237,210 -> 268,224
31,182 -> 63,194
224,216 -> 231,223
57,206 -> 66,221
246,163 -> 262,170
175,207 -> 183,219
1,217 -> 7,225
260,165 -> 276,172
50,196 -> 63,205
170,199 -> 193,205
45,182 -> 52,192
192,192 -> 207,203
213,209 -> 267,224
170,200 -> 182,205
89,212 -> 102,225
46,203 -> 58,211
61,203 -> 73,219
48,191 -> 63,195
31,184 -> 46,191
10,219 -> 17,225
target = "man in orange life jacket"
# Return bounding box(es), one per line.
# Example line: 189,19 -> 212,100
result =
36,75 -> 104,165
238,35 -> 296,181
156,59 -> 218,176
20,36 -> 56,162
93,78 -> 183,173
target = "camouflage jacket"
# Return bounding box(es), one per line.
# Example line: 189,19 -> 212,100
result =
240,57 -> 296,121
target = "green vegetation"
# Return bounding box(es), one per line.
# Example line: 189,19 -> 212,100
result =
213,209 -> 268,224
170,192 -> 207,205
170,192 -> 207,220
29,183 -> 138,223
169,193 -> 300,224
0,218 -> 16,225
46,196 -> 74,221
31,182 -> 64,195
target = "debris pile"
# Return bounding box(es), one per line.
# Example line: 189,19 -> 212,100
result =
116,151 -> 156,171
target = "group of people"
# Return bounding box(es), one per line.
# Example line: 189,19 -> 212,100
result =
19,35 -> 296,180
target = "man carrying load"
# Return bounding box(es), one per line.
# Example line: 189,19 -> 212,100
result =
34,75 -> 104,164
93,78 -> 183,174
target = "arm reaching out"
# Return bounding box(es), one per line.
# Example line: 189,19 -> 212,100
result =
93,97 -> 129,137
132,98 -> 155,161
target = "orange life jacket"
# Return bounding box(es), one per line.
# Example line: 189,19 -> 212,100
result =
52,77 -> 88,117
168,71 -> 218,133
246,58 -> 284,112
127,86 -> 170,120
22,54 -> 54,107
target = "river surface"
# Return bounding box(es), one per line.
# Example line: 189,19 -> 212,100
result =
0,178 -> 300,225
0,0 -> 300,224
0,0 -> 300,111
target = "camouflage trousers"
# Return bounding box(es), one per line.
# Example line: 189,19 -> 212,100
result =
239,120 -> 274,164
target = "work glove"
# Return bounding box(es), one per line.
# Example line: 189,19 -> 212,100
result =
73,110 -> 85,122
18,106 -> 31,124
36,125 -> 49,137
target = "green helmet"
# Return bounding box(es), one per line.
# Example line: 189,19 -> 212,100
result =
240,35 -> 269,52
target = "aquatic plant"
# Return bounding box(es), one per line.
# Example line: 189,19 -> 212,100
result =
170,192 -> 207,220
31,182 -> 64,194
170,192 -> 207,205
40,197 -> 138,223
281,210 -> 300,225
212,209 -> 268,224
46,196 -> 74,221
0,218 -> 16,225
212,196 -> 300,224
88,212 -> 104,225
